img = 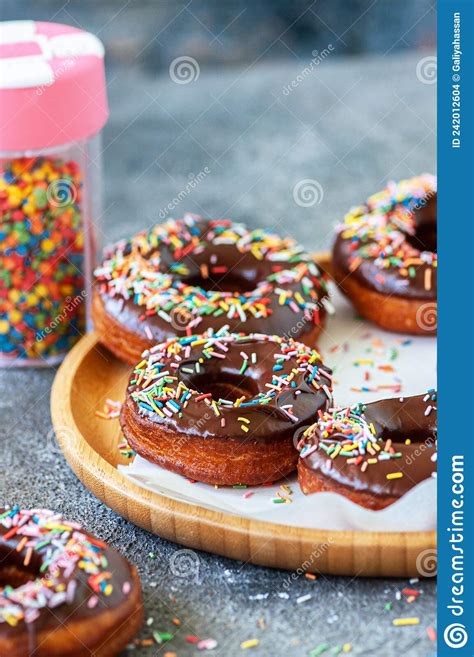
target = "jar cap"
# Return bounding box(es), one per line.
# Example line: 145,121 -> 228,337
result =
0,21 -> 108,151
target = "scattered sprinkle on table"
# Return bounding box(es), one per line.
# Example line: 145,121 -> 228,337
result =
153,631 -> 174,643
197,638 -> 218,650
186,635 -> 200,644
392,617 -> 420,627
296,593 -> 312,604
426,626 -> 437,642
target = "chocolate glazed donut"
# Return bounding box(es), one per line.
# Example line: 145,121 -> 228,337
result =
0,507 -> 143,657
333,174 -> 437,335
297,391 -> 437,509
120,328 -> 333,486
93,215 -> 331,365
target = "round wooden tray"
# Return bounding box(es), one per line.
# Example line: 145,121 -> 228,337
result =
51,254 -> 435,577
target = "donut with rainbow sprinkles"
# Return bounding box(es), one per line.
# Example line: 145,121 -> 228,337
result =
120,325 -> 333,486
332,174 -> 437,334
93,214 -> 332,364
0,506 -> 143,656
297,390 -> 437,509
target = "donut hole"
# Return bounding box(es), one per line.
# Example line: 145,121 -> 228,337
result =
379,427 -> 436,445
408,222 -> 437,253
405,193 -> 437,253
0,563 -> 38,591
183,271 -> 257,294
182,370 -> 260,402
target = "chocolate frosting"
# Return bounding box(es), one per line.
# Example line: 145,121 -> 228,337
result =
95,216 -> 329,347
125,331 -> 333,448
100,281 -> 324,346
299,392 -> 437,500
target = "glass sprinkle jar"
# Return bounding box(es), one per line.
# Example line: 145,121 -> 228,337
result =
0,20 -> 108,366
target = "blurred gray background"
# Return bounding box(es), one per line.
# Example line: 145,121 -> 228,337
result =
1,2 -> 437,656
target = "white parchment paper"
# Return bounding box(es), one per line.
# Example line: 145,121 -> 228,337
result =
119,284 -> 437,532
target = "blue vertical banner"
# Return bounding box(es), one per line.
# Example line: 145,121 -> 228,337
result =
438,1 -> 474,655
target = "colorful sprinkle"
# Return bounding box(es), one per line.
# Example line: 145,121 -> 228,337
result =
392,617 -> 420,627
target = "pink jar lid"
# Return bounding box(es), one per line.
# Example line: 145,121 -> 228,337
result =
0,20 -> 108,152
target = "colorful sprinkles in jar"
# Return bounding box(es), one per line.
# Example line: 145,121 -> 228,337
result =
0,20 -> 109,366
0,157 -> 85,363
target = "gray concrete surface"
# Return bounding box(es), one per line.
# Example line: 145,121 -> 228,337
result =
0,50 -> 436,657
100,50 -> 436,253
